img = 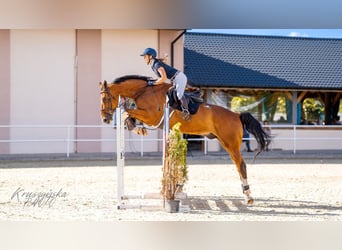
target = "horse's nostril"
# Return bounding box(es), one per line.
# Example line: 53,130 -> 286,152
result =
103,119 -> 107,123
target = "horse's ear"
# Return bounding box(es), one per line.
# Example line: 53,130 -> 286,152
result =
103,80 -> 108,88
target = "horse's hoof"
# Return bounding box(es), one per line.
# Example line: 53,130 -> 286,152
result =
246,197 -> 254,206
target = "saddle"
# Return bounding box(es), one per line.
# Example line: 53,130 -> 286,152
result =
167,88 -> 203,115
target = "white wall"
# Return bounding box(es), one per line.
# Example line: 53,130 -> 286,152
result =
269,127 -> 342,151
101,30 -> 158,81
10,30 -> 75,153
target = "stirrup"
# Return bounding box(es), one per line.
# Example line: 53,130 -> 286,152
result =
181,109 -> 191,121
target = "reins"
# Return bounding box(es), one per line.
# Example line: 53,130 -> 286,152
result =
150,85 -> 163,112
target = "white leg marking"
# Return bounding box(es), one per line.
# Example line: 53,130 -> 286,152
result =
241,178 -> 249,187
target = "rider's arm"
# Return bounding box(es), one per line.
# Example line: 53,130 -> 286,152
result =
154,67 -> 167,85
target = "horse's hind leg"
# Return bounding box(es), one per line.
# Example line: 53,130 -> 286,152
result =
227,148 -> 254,205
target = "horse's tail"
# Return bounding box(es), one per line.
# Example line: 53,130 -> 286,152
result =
240,112 -> 270,160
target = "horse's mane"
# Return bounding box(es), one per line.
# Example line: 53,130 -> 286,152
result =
113,75 -> 151,84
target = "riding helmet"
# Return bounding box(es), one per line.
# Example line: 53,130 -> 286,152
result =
140,48 -> 157,58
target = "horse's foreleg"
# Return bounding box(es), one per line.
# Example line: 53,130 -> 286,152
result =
124,112 -> 148,136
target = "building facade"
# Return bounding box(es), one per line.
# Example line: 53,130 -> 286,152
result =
1,30 -> 342,155
0,29 -> 185,154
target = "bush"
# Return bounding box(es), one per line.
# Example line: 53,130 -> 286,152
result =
161,122 -> 188,200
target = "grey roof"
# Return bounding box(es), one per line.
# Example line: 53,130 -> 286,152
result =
184,32 -> 342,90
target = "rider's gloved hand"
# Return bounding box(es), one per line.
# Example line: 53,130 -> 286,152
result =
147,80 -> 156,86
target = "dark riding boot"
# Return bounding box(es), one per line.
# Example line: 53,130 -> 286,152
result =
180,96 -> 191,121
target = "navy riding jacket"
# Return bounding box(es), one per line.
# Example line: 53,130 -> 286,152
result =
151,59 -> 178,79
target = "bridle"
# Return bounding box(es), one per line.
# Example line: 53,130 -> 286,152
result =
100,87 -> 115,123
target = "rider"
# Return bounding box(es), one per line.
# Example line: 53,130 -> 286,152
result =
140,47 -> 190,121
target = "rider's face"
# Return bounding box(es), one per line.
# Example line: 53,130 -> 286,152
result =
143,54 -> 152,65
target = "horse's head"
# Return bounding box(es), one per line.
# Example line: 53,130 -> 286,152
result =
99,80 -> 117,124
100,75 -> 169,125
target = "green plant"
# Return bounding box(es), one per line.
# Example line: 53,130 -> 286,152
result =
161,122 -> 188,200
303,98 -> 324,123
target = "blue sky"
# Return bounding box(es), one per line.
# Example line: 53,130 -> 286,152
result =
190,29 -> 342,39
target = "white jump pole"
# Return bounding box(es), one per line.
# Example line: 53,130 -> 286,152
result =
162,96 -> 170,207
163,96 -> 170,164
116,96 -> 125,209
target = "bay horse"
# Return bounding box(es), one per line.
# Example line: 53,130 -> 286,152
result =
99,75 -> 270,205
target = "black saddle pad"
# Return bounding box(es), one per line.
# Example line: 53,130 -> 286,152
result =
167,89 -> 201,115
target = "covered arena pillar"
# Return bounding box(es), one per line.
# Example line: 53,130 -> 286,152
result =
75,29 -> 102,153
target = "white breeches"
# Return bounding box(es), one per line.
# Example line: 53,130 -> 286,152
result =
173,72 -> 187,99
